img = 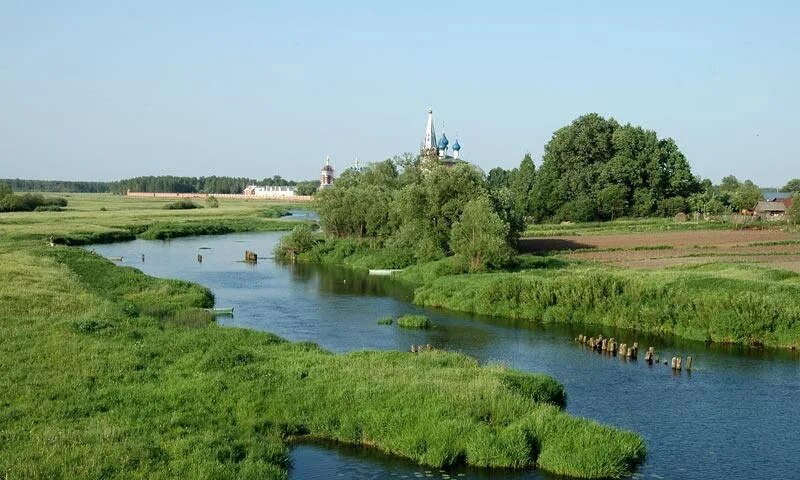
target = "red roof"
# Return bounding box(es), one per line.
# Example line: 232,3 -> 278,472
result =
780,197 -> 794,209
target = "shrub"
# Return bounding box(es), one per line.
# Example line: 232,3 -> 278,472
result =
397,314 -> 431,329
163,200 -> 201,210
205,195 -> 219,208
262,206 -> 290,218
376,316 -> 393,325
275,224 -> 318,259
0,193 -> 68,212
33,205 -> 64,212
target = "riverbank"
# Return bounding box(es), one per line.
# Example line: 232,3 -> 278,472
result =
281,231 -> 800,349
0,201 -> 645,479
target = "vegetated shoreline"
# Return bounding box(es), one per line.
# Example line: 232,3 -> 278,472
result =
282,236 -> 800,350
0,220 -> 646,479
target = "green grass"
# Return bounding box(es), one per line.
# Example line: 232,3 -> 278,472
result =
522,217 -> 771,237
377,316 -> 394,325
407,261 -> 800,348
0,195 -> 646,479
262,206 -> 291,218
397,314 -> 431,329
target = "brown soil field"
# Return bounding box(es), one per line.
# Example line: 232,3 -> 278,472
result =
520,229 -> 800,271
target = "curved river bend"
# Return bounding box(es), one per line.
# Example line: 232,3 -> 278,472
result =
88,231 -> 800,480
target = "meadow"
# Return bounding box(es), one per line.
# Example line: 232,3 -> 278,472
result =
0,194 -> 646,479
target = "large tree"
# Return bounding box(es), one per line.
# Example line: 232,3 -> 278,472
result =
781,179 -> 800,193
449,196 -> 511,271
530,113 -> 699,221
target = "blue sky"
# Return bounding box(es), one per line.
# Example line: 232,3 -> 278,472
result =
1,1 -> 798,186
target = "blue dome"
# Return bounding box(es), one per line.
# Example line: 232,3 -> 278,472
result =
438,133 -> 449,149
452,139 -> 461,151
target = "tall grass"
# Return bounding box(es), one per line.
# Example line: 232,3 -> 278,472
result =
397,314 -> 431,329
411,262 -> 800,348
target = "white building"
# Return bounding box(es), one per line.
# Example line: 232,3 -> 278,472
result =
242,185 -> 297,198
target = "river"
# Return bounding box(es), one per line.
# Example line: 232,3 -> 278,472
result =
87,231 -> 800,480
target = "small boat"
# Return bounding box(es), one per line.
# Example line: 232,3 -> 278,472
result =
204,307 -> 234,316
107,256 -> 123,262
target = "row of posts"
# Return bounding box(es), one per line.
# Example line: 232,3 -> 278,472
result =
410,344 -> 434,353
576,334 -> 692,371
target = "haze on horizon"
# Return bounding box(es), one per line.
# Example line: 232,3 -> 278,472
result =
1,1 -> 798,187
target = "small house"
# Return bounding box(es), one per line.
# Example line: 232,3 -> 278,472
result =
753,201 -> 787,220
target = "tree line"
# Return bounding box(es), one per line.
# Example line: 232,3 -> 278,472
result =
0,175 -> 318,195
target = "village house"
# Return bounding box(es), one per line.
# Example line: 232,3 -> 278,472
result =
753,201 -> 787,220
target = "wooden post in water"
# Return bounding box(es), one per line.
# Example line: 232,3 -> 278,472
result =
197,254 -> 203,263
631,342 -> 639,359
676,356 -> 683,371
619,343 -> 627,357
244,250 -> 258,263
601,338 -> 608,351
671,356 -> 677,369
686,355 -> 693,371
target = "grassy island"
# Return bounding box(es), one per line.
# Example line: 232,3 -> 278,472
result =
0,194 -> 646,479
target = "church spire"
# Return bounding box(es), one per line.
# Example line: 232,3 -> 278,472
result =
423,108 -> 437,150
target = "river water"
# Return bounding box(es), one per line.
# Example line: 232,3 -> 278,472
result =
87,231 -> 800,480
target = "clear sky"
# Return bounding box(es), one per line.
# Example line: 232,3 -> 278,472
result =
1,1 -> 798,186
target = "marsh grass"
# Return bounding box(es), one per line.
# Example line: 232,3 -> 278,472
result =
411,262 -> 800,348
397,314 -> 431,329
377,316 -> 394,325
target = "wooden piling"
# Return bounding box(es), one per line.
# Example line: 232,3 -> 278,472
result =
601,338 -> 608,351
197,254 -> 203,263
686,355 -> 693,370
244,250 -> 258,263
671,356 -> 677,369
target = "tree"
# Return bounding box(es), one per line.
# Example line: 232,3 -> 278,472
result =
597,184 -> 628,220
0,182 -> 12,197
531,113 -> 697,221
788,194 -> 800,223
449,196 -> 511,271
729,181 -> 762,212
509,153 -> 536,216
781,179 -> 800,193
487,167 -> 510,190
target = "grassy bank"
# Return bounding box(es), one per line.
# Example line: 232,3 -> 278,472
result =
280,228 -> 800,349
404,259 -> 800,349
0,198 -> 646,478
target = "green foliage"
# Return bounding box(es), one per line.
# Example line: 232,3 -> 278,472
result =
33,205 -> 65,212
162,199 -> 201,210
275,224 -> 319,259
789,194 -> 800,223
0,181 -> 13,196
728,179 -> 761,212
376,315 -> 394,325
781,178 -> 800,193
530,114 -> 700,221
412,262 -> 800,348
205,195 -> 219,208
294,180 -> 319,196
261,206 -> 290,218
139,219 -> 294,240
0,193 -> 68,212
450,196 -> 512,271
397,314 -> 431,329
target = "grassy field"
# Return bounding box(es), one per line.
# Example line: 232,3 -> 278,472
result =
404,258 -> 800,348
521,216 -> 796,237
0,194 -> 646,479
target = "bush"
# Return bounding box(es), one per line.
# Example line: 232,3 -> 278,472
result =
397,314 -> 431,329
0,193 -> 68,212
275,224 -> 318,259
163,200 -> 201,210
376,316 -> 393,325
205,195 -> 219,208
33,205 -> 64,212
262,206 -> 290,218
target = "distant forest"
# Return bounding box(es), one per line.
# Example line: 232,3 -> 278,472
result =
1,176 -> 319,195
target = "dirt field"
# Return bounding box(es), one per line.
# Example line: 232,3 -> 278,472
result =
520,229 -> 800,271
